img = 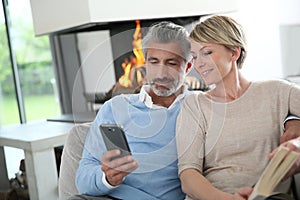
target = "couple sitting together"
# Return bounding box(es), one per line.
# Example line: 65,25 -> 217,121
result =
63,15 -> 300,200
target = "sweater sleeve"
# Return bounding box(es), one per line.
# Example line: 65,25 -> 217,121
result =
75,101 -> 117,195
176,94 -> 206,175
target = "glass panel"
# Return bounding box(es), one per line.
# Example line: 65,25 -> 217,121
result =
0,1 -> 19,125
1,0 -> 24,180
7,0 -> 60,122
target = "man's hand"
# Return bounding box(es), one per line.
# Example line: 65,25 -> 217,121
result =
281,119 -> 300,144
269,137 -> 300,179
101,149 -> 138,186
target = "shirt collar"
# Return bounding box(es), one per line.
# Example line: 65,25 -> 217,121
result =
138,84 -> 190,109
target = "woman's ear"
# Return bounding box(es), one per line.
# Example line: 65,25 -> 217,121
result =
232,46 -> 241,62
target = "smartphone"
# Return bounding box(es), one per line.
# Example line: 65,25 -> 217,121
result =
99,124 -> 131,159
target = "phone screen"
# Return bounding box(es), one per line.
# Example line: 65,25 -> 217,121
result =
99,124 -> 131,159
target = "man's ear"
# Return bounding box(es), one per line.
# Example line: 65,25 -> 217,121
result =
185,60 -> 194,74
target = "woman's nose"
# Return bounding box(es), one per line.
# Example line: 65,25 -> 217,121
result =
194,58 -> 205,69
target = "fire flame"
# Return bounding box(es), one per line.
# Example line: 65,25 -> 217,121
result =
118,20 -> 145,88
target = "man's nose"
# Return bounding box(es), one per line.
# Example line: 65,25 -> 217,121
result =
156,64 -> 169,75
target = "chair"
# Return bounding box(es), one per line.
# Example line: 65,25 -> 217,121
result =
58,123 -> 91,200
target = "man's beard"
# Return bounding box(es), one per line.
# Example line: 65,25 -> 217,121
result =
149,76 -> 184,97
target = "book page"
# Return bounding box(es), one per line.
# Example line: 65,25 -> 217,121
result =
249,146 -> 299,200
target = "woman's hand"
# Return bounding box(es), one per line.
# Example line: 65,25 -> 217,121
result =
269,137 -> 300,179
233,187 -> 253,200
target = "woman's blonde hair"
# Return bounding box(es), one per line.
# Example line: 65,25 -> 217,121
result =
190,15 -> 247,69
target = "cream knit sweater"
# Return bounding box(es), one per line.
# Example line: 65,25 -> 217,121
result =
176,79 -> 300,195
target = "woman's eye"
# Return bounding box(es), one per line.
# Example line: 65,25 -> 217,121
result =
203,51 -> 212,56
192,55 -> 197,60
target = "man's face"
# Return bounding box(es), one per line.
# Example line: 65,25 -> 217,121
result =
145,42 -> 187,97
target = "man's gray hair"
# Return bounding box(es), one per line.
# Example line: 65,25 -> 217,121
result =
142,21 -> 191,61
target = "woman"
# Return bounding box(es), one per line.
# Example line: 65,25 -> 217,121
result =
176,15 -> 300,200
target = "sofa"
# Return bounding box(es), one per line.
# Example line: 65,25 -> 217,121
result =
58,123 -> 300,200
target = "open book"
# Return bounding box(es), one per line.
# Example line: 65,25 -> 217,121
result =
248,146 -> 299,200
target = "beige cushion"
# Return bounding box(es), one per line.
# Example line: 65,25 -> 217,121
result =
58,123 -> 91,200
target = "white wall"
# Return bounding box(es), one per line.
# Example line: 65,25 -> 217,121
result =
226,0 -> 282,80
227,0 -> 300,81
279,0 -> 300,25
278,0 -> 300,77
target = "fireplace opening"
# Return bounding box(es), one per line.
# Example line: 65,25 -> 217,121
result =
109,16 -> 201,81
113,20 -> 146,96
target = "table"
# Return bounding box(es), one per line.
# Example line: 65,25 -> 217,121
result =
47,112 -> 96,123
0,120 -> 74,200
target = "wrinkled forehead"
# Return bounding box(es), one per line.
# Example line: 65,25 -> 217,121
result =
145,42 -> 185,60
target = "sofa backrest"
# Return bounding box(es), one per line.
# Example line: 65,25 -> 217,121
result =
58,123 -> 91,200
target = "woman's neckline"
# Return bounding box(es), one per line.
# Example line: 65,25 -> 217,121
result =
202,81 -> 254,104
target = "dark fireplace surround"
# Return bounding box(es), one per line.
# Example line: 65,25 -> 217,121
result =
60,16 -> 202,81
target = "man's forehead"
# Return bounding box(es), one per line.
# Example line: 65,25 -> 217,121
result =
146,42 -> 184,58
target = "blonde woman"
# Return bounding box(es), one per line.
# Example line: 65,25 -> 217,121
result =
176,15 -> 300,200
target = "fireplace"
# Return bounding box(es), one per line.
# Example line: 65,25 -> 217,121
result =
81,16 -> 202,109
109,17 -> 200,81
110,17 -> 201,95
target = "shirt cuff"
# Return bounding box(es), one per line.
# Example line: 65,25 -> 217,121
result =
102,172 -> 118,189
283,115 -> 300,131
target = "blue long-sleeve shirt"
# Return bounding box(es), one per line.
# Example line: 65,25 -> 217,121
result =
76,85 -> 190,200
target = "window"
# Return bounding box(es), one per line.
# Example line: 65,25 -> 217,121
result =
1,0 -> 60,178
1,0 -> 60,125
0,1 -> 19,125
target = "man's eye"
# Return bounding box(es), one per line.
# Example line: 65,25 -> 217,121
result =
149,61 -> 158,65
167,62 -> 178,66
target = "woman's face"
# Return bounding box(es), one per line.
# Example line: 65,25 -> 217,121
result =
190,40 -> 234,86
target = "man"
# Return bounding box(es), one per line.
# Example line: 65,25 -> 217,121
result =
70,21 -> 193,200
70,21 -> 300,200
